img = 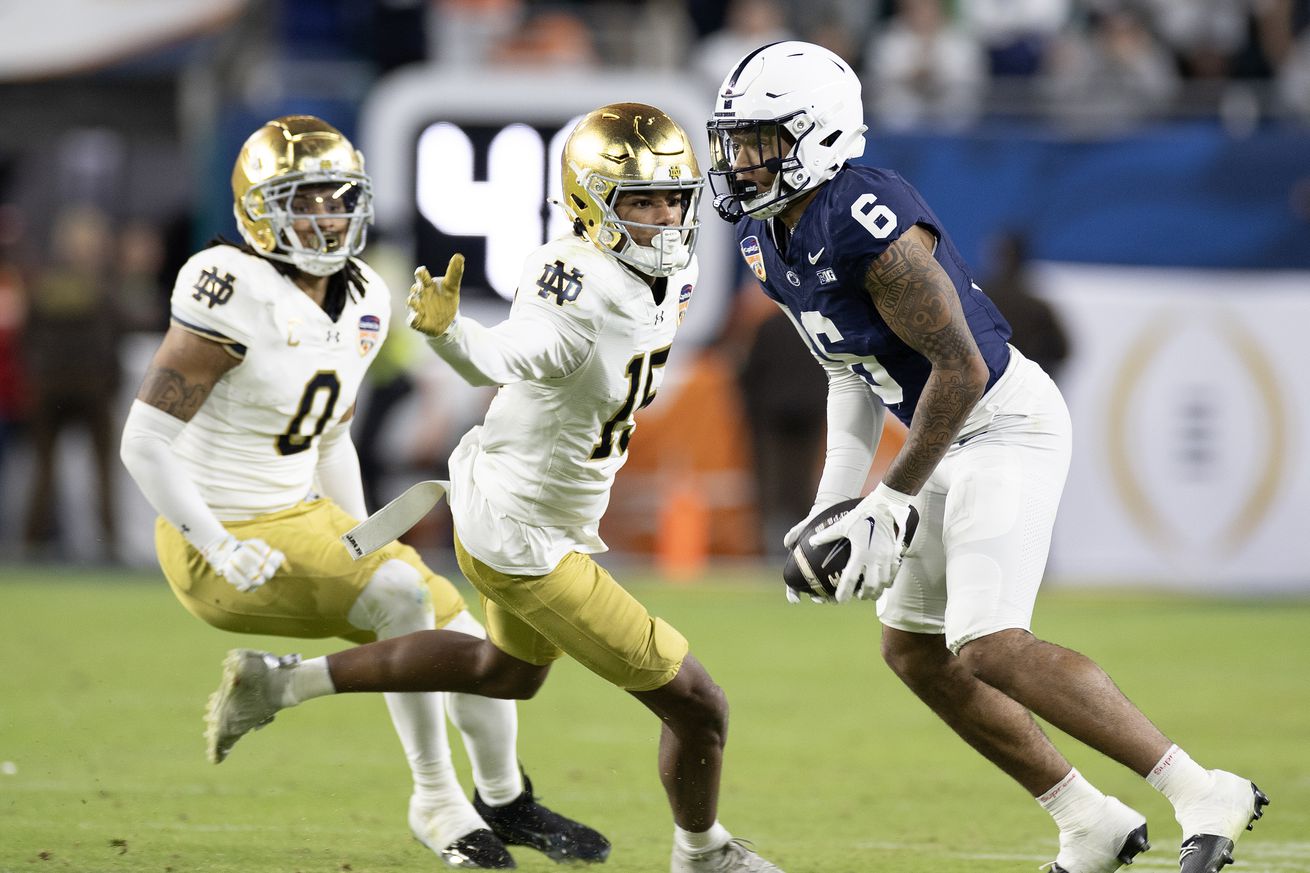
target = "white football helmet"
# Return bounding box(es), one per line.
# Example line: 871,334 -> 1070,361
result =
232,115 -> 374,277
707,41 -> 867,222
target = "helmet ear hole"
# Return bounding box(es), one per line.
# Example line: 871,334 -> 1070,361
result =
820,129 -> 842,147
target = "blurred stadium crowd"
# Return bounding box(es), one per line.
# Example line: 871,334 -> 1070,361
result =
0,0 -> 1307,569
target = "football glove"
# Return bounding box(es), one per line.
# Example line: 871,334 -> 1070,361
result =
783,504 -> 830,604
809,482 -> 914,604
783,503 -> 827,552
784,585 -> 828,605
407,254 -> 464,338
201,534 -> 286,593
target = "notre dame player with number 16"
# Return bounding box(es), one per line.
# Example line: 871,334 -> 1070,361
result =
707,41 -> 1268,873
119,115 -> 608,869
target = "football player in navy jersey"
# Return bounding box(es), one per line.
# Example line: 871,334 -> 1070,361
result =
708,41 -> 1268,873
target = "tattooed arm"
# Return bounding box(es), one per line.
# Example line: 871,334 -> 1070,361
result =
865,223 -> 988,495
119,328 -> 243,552
135,326 -> 241,419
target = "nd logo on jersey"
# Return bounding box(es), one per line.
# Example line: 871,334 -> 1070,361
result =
740,236 -> 766,281
358,314 -> 380,356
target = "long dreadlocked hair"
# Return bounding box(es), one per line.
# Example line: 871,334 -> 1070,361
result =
208,235 -> 369,322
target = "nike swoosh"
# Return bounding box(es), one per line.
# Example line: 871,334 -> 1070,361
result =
807,248 -> 825,264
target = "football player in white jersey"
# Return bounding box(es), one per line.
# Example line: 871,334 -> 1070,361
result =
119,115 -> 608,870
706,41 -> 1268,873
200,104 -> 786,873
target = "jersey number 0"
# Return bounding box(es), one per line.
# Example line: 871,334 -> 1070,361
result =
277,371 -> 341,456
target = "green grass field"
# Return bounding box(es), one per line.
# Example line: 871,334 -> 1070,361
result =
2,566 -> 1307,873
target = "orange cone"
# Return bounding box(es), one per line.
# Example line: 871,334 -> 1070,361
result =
657,477 -> 709,582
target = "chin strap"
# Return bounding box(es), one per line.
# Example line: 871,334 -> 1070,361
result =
712,193 -> 744,224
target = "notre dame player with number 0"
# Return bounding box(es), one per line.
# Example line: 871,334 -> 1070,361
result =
194,105 -> 786,873
119,116 -> 609,869
706,41 -> 1269,873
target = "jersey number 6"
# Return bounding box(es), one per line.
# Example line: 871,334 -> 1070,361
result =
852,193 -> 897,240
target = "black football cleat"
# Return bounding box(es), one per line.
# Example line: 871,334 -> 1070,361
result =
475,773 -> 611,864
440,829 -> 517,869
1177,784 -> 1270,873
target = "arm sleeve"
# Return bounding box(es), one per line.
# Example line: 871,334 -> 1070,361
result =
119,399 -> 229,551
314,421 -> 367,520
425,307 -> 593,387
812,363 -> 885,507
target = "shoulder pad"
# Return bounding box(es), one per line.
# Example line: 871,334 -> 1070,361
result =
169,246 -> 276,348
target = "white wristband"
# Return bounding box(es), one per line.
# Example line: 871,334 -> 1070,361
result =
871,481 -> 914,507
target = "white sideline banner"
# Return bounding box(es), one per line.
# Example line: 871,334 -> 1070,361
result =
1037,264 -> 1310,592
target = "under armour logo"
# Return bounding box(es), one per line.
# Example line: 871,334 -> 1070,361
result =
326,330 -> 341,343
536,259 -> 584,306
191,267 -> 236,308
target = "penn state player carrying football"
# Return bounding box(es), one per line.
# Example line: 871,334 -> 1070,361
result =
707,42 -> 1268,873
200,105 -> 786,873
119,116 -> 607,869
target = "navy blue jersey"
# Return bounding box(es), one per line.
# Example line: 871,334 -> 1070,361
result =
737,165 -> 1012,427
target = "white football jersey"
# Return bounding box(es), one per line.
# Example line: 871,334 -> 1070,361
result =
441,234 -> 698,572
167,245 -> 389,519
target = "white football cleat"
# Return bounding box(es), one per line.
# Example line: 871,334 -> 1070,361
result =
1049,796 -> 1150,873
1174,770 -> 1269,873
671,839 -> 785,873
204,648 -> 296,763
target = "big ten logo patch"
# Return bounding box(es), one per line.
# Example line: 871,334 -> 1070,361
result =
192,267 -> 236,308
536,259 -> 584,306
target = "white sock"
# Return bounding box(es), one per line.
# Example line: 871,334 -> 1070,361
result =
386,690 -> 483,846
1037,769 -> 1107,832
347,562 -> 483,845
443,610 -> 524,805
1146,744 -> 1212,808
282,656 -> 335,706
675,821 -> 732,854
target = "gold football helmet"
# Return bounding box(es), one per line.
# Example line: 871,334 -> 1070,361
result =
232,115 -> 373,276
561,103 -> 703,277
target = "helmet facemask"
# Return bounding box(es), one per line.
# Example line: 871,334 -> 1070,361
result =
577,169 -> 702,278
706,116 -> 811,223
238,172 -> 373,277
